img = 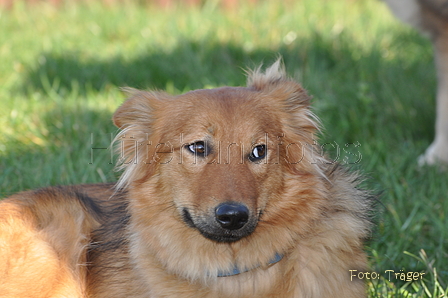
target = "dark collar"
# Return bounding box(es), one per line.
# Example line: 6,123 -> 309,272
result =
216,253 -> 283,277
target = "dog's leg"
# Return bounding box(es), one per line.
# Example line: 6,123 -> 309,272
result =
384,0 -> 448,165
419,33 -> 448,165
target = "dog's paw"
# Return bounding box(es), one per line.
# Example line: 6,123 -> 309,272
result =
418,142 -> 448,167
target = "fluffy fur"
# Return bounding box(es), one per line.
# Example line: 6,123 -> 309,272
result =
0,61 -> 374,298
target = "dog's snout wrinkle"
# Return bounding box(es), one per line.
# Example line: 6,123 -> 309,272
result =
182,208 -> 195,228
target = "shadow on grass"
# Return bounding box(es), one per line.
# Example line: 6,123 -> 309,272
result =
0,105 -> 119,197
13,28 -> 437,150
18,34 -> 365,95
19,41 -> 261,94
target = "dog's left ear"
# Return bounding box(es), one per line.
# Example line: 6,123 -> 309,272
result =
248,60 -> 327,175
247,60 -> 320,135
247,59 -> 309,104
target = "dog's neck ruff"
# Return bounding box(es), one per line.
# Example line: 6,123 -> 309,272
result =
216,253 -> 283,277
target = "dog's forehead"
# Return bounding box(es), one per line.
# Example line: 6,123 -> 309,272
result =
164,86 -> 281,140
179,86 -> 273,117
181,86 -> 256,104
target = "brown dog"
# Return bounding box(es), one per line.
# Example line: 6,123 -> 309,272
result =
384,0 -> 448,165
0,61 -> 374,298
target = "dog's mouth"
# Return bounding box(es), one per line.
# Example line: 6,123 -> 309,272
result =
182,203 -> 258,243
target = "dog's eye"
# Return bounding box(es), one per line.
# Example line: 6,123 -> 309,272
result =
249,145 -> 266,162
186,141 -> 207,156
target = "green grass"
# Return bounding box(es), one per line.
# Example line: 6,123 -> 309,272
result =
0,0 -> 447,296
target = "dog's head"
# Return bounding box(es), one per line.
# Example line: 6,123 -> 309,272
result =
113,60 -> 326,245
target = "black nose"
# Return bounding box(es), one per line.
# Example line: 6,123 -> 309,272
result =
215,203 -> 249,230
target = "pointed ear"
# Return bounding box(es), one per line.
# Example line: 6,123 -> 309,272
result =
247,59 -> 311,109
248,60 -> 327,178
247,59 -> 320,134
113,88 -> 160,129
112,88 -> 167,190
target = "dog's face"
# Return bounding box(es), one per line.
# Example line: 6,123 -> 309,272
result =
152,87 -> 288,243
113,62 -> 324,246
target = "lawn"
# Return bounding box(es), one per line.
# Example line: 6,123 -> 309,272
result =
0,0 -> 447,296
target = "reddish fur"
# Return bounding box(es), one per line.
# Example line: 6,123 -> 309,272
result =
0,61 -> 373,297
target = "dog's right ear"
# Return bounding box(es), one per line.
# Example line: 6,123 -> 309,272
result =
113,88 -> 168,190
113,88 -> 163,130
